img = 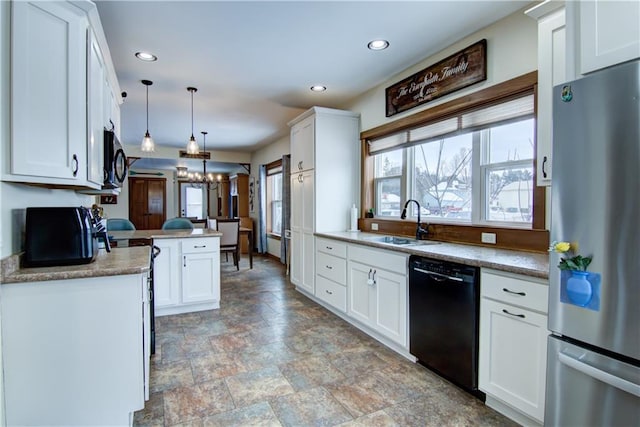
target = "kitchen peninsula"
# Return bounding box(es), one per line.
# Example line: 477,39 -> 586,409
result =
0,246 -> 152,426
110,228 -> 223,316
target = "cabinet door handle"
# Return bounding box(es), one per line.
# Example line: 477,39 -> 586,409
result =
325,265 -> 333,270
502,309 -> 525,319
183,256 -> 186,267
193,245 -> 207,248
72,154 -> 79,177
325,289 -> 333,295
326,246 -> 332,250
298,161 -> 303,170
502,288 -> 526,296
542,156 -> 548,179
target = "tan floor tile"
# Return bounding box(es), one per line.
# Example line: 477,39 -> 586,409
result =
163,380 -> 235,426
224,367 -> 295,407
270,386 -> 353,427
202,402 -> 282,427
150,360 -> 194,393
337,410 -> 400,427
190,353 -> 247,383
279,355 -> 347,391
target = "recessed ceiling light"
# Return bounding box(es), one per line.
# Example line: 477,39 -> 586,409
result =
367,40 -> 389,51
310,85 -> 327,92
135,51 -> 158,62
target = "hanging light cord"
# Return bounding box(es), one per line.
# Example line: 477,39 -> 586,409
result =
202,132 -> 208,180
190,90 -> 195,140
145,85 -> 150,132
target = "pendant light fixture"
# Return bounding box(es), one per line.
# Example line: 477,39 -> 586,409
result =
186,87 -> 199,154
140,80 -> 155,152
178,131 -> 219,189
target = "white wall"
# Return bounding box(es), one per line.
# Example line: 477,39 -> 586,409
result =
249,135 -> 290,258
0,184 -> 95,257
346,7 -> 537,131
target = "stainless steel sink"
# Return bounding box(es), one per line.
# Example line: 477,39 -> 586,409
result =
364,235 -> 440,246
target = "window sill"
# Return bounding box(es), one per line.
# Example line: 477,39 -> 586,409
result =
267,233 -> 282,241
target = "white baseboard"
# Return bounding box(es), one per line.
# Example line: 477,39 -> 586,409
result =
485,395 -> 542,427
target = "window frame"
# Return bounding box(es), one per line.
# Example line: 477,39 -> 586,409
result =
266,159 -> 283,238
359,72 -> 546,249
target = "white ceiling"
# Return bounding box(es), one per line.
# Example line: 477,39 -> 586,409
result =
96,0 -> 531,166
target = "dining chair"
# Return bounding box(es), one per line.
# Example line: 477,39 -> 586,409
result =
217,218 -> 240,270
106,218 -> 136,231
161,217 -> 195,230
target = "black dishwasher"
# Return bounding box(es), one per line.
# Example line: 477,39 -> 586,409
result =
409,255 -> 482,398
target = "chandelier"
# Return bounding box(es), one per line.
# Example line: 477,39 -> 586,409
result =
176,131 -> 221,188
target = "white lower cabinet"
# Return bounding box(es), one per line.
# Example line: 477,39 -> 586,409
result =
154,237 -> 220,315
347,244 -> 408,347
315,238 -> 347,312
153,238 -> 181,308
316,275 -> 347,312
182,252 -> 220,304
479,269 -> 549,425
1,273 -> 147,426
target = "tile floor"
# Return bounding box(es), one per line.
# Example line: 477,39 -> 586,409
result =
135,255 -> 517,426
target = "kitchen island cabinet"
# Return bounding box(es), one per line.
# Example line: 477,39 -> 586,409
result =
0,246 -> 151,426
109,229 -> 222,316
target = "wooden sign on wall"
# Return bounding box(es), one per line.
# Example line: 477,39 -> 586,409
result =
386,39 -> 487,117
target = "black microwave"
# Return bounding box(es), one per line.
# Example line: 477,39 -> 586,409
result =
103,128 -> 127,189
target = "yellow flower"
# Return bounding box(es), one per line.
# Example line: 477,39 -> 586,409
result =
553,241 -> 571,253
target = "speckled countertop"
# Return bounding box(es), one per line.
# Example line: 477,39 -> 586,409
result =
109,228 -> 222,241
316,231 -> 549,280
1,246 -> 151,284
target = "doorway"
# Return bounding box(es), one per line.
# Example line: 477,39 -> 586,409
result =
178,182 -> 208,219
129,177 -> 166,229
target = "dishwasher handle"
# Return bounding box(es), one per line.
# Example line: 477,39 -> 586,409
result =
412,267 -> 464,282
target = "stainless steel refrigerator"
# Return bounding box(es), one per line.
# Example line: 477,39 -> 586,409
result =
546,59 -> 640,426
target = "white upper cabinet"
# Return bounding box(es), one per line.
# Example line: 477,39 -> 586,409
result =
8,1 -> 122,189
10,1 -> 88,183
290,115 -> 315,173
87,29 -> 105,187
526,1 -> 567,186
578,0 -> 640,74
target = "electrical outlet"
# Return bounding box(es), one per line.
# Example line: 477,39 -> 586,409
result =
371,223 -> 379,231
481,232 -> 496,244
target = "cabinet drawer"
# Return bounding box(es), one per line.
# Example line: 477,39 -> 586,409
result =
316,251 -> 346,285
348,244 -> 407,275
316,237 -> 347,258
181,237 -> 219,254
481,270 -> 548,313
315,275 -> 346,313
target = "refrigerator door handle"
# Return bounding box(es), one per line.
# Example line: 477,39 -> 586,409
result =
558,352 -> 640,397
